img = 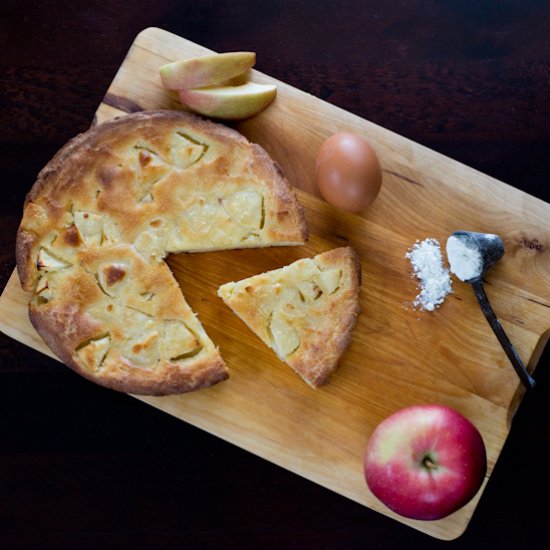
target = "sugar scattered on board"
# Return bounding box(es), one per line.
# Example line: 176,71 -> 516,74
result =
405,238 -> 452,311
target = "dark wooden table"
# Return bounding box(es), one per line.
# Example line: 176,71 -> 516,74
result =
1,1 -> 549,548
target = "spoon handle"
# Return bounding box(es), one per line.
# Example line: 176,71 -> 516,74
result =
472,281 -> 536,390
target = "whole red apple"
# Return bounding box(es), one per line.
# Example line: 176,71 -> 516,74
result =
364,404 -> 487,521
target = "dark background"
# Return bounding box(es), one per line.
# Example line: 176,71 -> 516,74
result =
1,1 -> 549,548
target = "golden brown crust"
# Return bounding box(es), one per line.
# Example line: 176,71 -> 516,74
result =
249,143 -> 308,243
218,247 -> 361,388
16,110 -> 307,395
15,229 -> 37,289
32,298 -> 228,395
288,247 -> 361,387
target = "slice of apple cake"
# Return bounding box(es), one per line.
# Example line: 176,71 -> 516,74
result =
218,247 -> 361,388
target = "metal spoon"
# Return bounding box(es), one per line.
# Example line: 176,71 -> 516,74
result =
446,230 -> 536,390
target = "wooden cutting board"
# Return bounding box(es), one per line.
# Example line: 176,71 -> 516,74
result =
1,27 -> 549,540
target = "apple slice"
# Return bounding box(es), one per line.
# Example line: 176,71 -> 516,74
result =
179,82 -> 277,120
160,52 -> 256,91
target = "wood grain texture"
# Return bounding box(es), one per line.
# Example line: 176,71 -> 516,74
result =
1,26 -> 549,540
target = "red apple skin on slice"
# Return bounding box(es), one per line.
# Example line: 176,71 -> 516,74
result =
363,404 -> 487,521
160,52 -> 256,90
178,82 -> 277,120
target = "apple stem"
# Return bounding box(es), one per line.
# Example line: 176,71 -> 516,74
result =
423,456 -> 437,470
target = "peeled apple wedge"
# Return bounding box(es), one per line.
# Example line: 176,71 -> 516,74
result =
179,82 -> 277,120
160,52 -> 256,90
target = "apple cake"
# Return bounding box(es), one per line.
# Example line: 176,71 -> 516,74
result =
217,247 -> 361,387
16,110 -> 307,395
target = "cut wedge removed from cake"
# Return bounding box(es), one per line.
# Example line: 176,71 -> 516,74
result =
218,247 -> 361,388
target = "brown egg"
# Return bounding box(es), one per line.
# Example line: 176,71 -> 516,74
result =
315,132 -> 382,213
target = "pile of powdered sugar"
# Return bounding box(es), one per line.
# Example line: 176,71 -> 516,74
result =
405,238 -> 452,311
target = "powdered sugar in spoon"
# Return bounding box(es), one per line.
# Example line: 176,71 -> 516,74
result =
446,231 -> 536,390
